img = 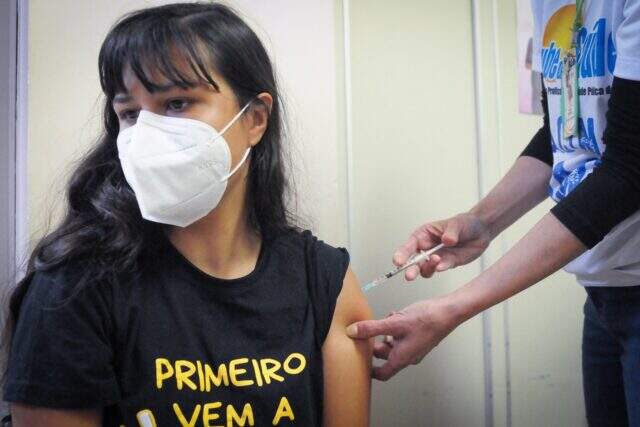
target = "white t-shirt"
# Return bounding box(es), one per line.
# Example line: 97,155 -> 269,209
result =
531,0 -> 640,286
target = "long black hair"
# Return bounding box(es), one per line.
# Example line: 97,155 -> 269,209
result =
3,2 -> 297,366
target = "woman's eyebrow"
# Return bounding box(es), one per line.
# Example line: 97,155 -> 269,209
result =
113,93 -> 133,104
113,84 -> 190,104
153,83 -> 181,92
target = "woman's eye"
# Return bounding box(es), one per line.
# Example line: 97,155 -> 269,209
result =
120,109 -> 139,121
167,99 -> 190,112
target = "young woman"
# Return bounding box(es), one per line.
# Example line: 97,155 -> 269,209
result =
2,3 -> 372,426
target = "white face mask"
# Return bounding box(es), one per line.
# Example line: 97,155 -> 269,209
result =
116,103 -> 251,227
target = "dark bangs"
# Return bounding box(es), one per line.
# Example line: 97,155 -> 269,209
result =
98,7 -> 223,100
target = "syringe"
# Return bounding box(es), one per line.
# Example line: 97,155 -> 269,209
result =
361,243 -> 445,293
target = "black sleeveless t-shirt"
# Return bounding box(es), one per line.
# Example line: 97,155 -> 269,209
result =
4,230 -> 349,426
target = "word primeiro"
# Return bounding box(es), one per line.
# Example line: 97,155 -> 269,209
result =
155,353 -> 307,392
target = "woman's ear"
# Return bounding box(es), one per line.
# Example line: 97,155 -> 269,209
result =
246,92 -> 273,147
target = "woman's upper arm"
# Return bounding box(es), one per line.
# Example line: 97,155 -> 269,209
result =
10,404 -> 101,427
322,267 -> 372,427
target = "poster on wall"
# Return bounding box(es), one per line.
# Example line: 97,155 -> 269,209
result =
517,0 -> 543,115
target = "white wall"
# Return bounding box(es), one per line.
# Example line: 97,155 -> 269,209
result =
348,1 -> 486,425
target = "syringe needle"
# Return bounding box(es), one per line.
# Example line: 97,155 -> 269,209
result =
361,243 -> 445,293
360,281 -> 379,293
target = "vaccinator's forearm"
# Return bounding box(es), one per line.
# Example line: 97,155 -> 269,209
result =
448,213 -> 586,324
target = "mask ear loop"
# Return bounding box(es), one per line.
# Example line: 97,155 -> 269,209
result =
218,101 -> 252,135
221,101 -> 254,181
222,147 -> 251,181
